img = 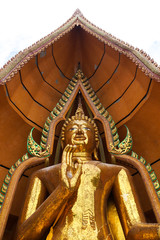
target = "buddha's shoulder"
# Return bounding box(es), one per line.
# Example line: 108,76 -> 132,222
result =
31,163 -> 61,178
95,161 -> 128,172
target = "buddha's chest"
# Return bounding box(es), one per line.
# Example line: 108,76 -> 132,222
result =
71,163 -> 101,216
60,164 -> 101,239
48,164 -> 115,239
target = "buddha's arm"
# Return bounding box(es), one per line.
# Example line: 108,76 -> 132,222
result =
112,168 -> 145,236
16,144 -> 81,240
127,223 -> 160,240
16,180 -> 72,240
113,168 -> 160,239
17,174 -> 47,226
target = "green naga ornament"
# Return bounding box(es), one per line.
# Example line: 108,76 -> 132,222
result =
27,128 -> 51,157
109,125 -> 133,155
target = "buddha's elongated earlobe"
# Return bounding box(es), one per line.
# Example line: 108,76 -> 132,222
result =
94,148 -> 99,161
61,139 -> 64,150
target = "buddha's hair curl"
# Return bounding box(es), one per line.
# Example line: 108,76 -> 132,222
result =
61,104 -> 99,143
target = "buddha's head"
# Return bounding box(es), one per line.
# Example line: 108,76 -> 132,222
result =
61,102 -> 99,161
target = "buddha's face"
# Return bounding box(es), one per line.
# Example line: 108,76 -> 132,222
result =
64,119 -> 96,154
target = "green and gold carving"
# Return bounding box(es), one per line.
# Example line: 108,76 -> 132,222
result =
27,128 -> 50,157
39,75 -> 77,150
0,153 -> 29,210
79,69 -> 121,148
109,126 -> 133,155
130,152 -> 160,200
131,151 -> 139,159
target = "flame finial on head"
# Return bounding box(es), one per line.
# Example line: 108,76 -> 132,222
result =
75,94 -> 85,119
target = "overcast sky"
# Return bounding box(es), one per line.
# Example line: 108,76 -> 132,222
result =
0,0 -> 160,68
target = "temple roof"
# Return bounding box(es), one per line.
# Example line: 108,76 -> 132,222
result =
0,10 -> 160,219
0,9 -> 160,84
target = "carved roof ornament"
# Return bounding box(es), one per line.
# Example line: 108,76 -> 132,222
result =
74,69 -> 85,80
0,10 -> 160,84
72,8 -> 84,18
26,69 -> 133,157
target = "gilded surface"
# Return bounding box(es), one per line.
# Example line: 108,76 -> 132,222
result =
107,198 -> 125,240
25,177 -> 42,220
117,169 -> 141,231
48,164 -> 100,239
15,101 -> 160,240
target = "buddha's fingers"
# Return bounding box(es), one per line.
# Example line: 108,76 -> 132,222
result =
65,145 -> 70,166
67,145 -> 72,167
61,145 -> 69,188
70,163 -> 82,188
62,144 -> 69,164
69,145 -> 76,168
61,167 -> 69,188
69,152 -> 73,168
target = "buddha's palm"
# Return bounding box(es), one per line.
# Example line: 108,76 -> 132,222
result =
61,144 -> 82,189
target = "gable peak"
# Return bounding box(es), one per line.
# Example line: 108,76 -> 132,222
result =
72,9 -> 84,18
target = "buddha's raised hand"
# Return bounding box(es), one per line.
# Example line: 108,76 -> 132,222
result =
61,144 -> 82,190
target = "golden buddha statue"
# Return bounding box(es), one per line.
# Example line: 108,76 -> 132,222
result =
15,103 -> 160,240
